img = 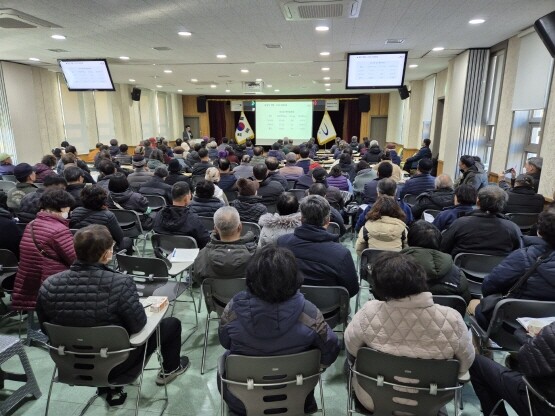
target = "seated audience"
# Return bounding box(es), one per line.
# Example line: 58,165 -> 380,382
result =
189,180 -> 224,218
338,153 -> 356,182
470,322 -> 555,416
440,186 -> 522,258
107,173 -> 149,215
362,140 -> 383,164
308,183 -> 346,236
258,192 -> 301,246
108,138 -> 120,156
127,155 -> 153,191
36,224 -> 189,386
139,166 -> 173,204
206,141 -> 219,160
524,156 -> 542,193
70,186 -> 133,253
504,174 -> 544,214
192,206 -> 257,285
401,220 -> 470,303
355,195 -> 407,256
217,158 -> 237,192
63,166 -> 85,207
404,138 -> 432,170
192,148 -> 213,176
264,157 -> 288,189
230,178 -> 267,223
232,155 -> 254,179
456,155 -> 487,191
165,159 -> 189,186
12,189 -> 76,311
411,173 -> 455,219
218,245 -> 340,415
400,158 -> 435,199
372,151 -> 403,182
7,163 -> 39,210
253,164 -> 284,205
153,182 -> 210,248
363,162 -> 392,204
249,146 -> 265,166
279,153 -> 304,179
186,150 -> 200,169
0,153 -> 15,175
277,195 -> 358,297
353,160 -> 377,194
0,193 -> 22,258
147,149 -> 166,170
473,206 -> 555,328
326,165 -> 350,192
350,136 -> 360,151
205,167 -> 227,204
385,143 -> 401,165
296,148 -> 312,174
34,155 -> 58,183
95,159 -> 118,191
17,175 -> 67,223
433,184 -> 476,232
113,144 -> 132,165
64,145 -> 96,184
172,146 -> 188,171
267,143 -> 285,162
345,252 -> 474,413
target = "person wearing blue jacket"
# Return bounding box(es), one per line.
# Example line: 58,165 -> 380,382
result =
399,158 -> 436,199
474,206 -> 555,328
218,245 -> 340,415
404,139 -> 432,170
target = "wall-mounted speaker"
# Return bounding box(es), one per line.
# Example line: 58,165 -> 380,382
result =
358,95 -> 370,112
398,85 -> 410,100
197,96 -> 207,113
131,87 -> 141,101
535,10 -> 555,57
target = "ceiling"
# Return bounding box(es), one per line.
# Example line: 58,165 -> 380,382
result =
0,0 -> 554,96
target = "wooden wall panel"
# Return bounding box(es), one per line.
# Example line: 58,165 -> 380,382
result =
182,96 -> 210,137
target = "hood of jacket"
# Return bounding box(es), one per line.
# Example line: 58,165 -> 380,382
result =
157,205 -> 188,228
205,232 -> 257,274
401,247 -> 453,280
364,216 -> 406,242
232,290 -> 305,338
368,146 -> 382,155
258,212 -> 301,228
235,195 -> 263,205
110,189 -> 134,204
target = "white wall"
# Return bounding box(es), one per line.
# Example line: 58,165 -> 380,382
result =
386,91 -> 403,144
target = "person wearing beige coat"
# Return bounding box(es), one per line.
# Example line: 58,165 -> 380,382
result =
345,252 -> 475,413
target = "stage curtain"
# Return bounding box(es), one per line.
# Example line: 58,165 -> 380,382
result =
208,101 -> 226,143
344,99 -> 360,142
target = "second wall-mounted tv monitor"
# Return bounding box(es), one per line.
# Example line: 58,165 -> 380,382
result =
58,59 -> 115,91
345,52 -> 408,89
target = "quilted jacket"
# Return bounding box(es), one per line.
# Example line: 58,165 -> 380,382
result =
33,163 -> 57,183
258,212 -> 301,247
518,322 -> 555,396
326,174 -> 350,192
127,169 -> 153,191
345,292 -> 475,412
188,196 -> 224,218
12,212 -> 76,310
504,186 -> 545,214
230,196 -> 267,223
70,208 -> 125,247
153,205 -> 210,249
256,178 -> 284,205
139,177 -> 173,204
355,216 -> 407,256
432,204 -> 475,232
36,262 -> 146,335
17,189 -> 44,223
399,173 -> 436,199
108,189 -> 149,213
192,232 -> 257,284
0,208 -> 22,258
7,183 -> 38,210
411,188 -> 455,219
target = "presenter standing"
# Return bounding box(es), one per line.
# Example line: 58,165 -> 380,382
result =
184,125 -> 193,140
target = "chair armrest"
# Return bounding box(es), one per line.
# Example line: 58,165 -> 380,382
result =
217,355 -> 226,376
468,315 -> 488,342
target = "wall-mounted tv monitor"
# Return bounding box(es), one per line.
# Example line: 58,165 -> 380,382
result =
345,52 -> 408,89
58,59 -> 115,91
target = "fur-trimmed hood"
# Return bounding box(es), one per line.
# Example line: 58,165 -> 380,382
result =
258,212 -> 301,228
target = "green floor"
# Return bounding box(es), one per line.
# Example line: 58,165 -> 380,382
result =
0,239 -> 515,415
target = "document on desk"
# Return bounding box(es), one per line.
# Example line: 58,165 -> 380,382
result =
169,248 -> 199,264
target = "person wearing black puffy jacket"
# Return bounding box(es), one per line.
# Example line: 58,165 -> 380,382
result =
470,321 -> 555,416
189,180 -> 224,218
36,225 -> 190,386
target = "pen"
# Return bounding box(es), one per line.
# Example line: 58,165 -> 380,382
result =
143,304 -> 151,309
171,248 -> 176,259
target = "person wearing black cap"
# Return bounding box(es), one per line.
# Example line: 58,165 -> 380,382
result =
165,159 -> 190,186
456,155 -> 486,191
504,174 -> 545,214
7,163 -> 38,210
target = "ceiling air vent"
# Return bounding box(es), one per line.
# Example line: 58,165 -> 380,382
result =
385,38 -> 405,44
264,44 -> 283,49
0,8 -> 61,28
48,49 -> 69,53
152,46 -> 172,51
279,0 -> 362,21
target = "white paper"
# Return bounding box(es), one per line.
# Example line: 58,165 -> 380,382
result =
170,248 -> 199,263
423,213 -> 435,223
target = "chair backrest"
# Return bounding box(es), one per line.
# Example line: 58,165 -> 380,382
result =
202,278 -> 246,316
359,248 -> 389,283
403,193 -> 418,206
198,216 -> 215,232
116,253 -> 169,278
1,175 -> 17,183
422,209 -> 441,220
264,203 -> 277,214
487,299 -> 555,352
453,252 -> 506,282
286,179 -> 297,190
15,223 -> 26,233
241,221 -> 261,238
224,350 -> 321,416
353,347 -> 460,416
432,295 -> 467,318
224,189 -> 237,203
111,209 -> 144,238
327,222 -> 341,236
151,233 -> 198,259
44,323 -> 133,387
0,249 -> 18,291
289,189 -> 306,201
0,181 -> 16,191
300,285 -> 350,330
143,194 -> 166,211
506,212 -> 540,232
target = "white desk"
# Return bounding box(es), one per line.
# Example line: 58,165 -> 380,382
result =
129,302 -> 168,346
167,248 -> 199,277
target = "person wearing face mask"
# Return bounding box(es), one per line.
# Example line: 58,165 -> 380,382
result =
12,189 -> 76,312
35,224 -> 190,390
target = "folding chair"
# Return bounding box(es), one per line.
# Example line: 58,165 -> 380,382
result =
327,222 -> 341,236
506,212 -> 540,233
43,323 -> 167,416
201,278 -> 246,374
454,253 -> 506,298
151,234 -> 198,260
111,209 -> 150,255
290,189 -> 307,201
469,299 -> 555,354
219,350 -> 325,416
403,193 -> 418,206
300,285 -> 350,331
286,179 -> 297,190
241,221 -> 261,240
198,216 -> 215,233
190,175 -> 205,190
1,175 -> 17,183
348,347 -> 465,416
432,295 -> 467,318
0,181 -> 16,192
523,375 -> 555,416
0,249 -> 17,314
224,190 -> 237,203
356,249 -> 389,311
143,194 -> 166,211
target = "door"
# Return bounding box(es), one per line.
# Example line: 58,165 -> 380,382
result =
370,117 -> 388,147
183,117 -> 200,140
432,99 -> 444,156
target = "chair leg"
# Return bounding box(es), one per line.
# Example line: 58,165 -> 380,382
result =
44,368 -> 56,416
15,342 -> 41,399
133,339 -> 150,416
155,326 -> 169,416
79,393 -> 100,416
201,316 -> 211,375
190,290 -> 198,327
318,374 -> 325,416
197,290 -> 203,313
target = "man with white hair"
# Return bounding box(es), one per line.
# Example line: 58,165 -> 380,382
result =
411,173 -> 455,219
192,206 -> 257,285
363,140 -> 383,164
